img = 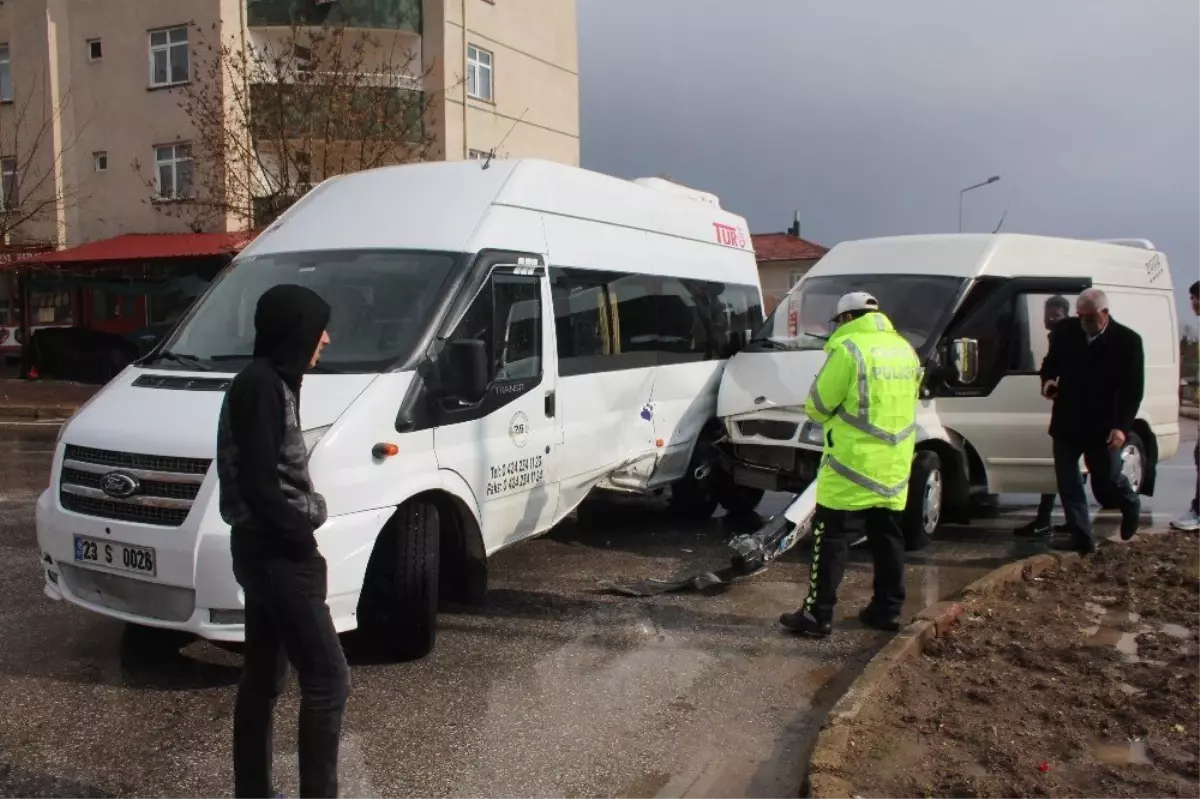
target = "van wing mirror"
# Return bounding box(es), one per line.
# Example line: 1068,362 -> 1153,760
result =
952,337 -> 980,385
442,339 -> 489,403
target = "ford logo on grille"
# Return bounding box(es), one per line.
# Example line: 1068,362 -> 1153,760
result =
100,471 -> 140,499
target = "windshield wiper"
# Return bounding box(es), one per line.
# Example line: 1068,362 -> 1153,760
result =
148,351 -> 213,372
747,337 -> 789,350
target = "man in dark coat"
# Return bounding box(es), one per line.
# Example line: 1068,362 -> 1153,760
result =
1040,287 -> 1144,554
217,284 -> 347,798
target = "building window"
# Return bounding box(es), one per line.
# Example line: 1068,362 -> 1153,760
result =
88,39 -> 103,61
0,157 -> 16,209
466,44 -> 493,102
788,268 -> 808,288
154,144 -> 192,200
149,27 -> 189,87
0,44 -> 11,103
93,151 -> 108,172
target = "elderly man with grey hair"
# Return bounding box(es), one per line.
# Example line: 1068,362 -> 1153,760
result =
1040,287 -> 1145,553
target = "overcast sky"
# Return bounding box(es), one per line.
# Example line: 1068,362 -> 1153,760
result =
577,0 -> 1199,319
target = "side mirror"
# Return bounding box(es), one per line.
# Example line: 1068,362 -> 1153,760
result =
442,339 -> 489,403
952,337 -> 980,385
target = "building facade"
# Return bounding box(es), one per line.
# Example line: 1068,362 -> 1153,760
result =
0,0 -> 580,249
751,221 -> 828,314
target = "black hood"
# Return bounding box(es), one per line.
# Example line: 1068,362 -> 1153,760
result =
253,284 -> 331,388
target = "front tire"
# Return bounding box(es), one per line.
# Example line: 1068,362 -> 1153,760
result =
668,440 -> 721,521
359,501 -> 440,661
902,450 -> 943,552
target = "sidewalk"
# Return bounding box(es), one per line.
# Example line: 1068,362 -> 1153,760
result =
0,379 -> 99,421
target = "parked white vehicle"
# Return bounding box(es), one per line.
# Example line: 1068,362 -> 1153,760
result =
717,234 -> 1181,547
36,159 -> 764,657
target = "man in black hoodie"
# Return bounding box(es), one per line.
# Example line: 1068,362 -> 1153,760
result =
217,284 -> 348,799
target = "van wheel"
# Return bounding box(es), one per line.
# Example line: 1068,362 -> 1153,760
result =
715,479 -> 765,516
359,501 -> 440,661
668,441 -> 721,521
1096,431 -> 1147,507
902,451 -> 942,552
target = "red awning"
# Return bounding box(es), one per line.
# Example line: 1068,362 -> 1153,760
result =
32,232 -> 254,265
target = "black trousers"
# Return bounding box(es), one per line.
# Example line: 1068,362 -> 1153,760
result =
232,552 -> 350,799
1035,493 -> 1056,523
1053,437 -> 1139,545
803,505 -> 905,622
1192,441 -> 1198,516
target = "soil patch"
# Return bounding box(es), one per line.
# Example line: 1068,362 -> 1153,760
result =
844,531 -> 1199,798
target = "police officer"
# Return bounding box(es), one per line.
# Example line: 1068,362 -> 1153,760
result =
780,292 -> 922,638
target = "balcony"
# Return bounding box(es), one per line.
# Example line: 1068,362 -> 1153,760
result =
249,82 -> 425,141
246,0 -> 421,33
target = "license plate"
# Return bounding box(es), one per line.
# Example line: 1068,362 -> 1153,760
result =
73,535 -> 157,577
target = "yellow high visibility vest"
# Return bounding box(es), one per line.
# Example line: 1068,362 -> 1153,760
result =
803,311 -> 922,511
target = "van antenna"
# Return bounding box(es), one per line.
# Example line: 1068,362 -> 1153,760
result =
992,196 -> 1013,234
482,107 -> 530,170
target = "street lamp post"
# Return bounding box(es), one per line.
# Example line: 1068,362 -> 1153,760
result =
958,175 -> 1001,233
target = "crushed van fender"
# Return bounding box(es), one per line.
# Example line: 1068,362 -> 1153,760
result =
598,484 -> 818,597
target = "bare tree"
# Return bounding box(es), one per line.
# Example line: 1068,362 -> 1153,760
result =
143,16 -> 445,231
0,60 -> 84,248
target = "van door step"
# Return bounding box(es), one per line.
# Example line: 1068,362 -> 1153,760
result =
598,485 -> 817,597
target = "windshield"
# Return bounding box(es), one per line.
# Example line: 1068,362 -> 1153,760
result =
155,249 -> 460,373
755,274 -> 966,353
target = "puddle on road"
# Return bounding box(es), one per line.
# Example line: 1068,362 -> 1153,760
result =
1081,604 -> 1174,666
1093,739 -> 1151,766
1160,623 -> 1192,640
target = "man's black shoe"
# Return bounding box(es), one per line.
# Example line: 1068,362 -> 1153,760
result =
1014,520 -> 1052,537
779,608 -> 832,638
859,606 -> 902,632
1120,497 -> 1141,541
1051,536 -> 1096,555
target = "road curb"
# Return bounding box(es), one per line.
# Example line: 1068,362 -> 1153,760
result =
0,405 -> 75,421
804,550 -> 1082,799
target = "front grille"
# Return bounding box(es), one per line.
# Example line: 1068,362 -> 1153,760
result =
737,420 -> 799,441
61,468 -> 200,501
735,444 -> 797,471
59,446 -> 211,527
60,494 -> 191,526
63,445 -> 210,475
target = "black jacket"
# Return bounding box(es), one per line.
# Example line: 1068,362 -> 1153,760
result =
1040,316 -> 1144,444
217,284 -> 331,561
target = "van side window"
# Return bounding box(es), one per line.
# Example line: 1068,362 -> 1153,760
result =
549,265 -> 761,376
450,272 -> 542,384
1010,292 -> 1077,374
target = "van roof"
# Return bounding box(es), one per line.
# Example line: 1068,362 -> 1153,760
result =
811,233 -> 1172,290
241,159 -> 754,259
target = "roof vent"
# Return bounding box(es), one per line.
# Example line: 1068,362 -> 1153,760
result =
631,177 -> 721,208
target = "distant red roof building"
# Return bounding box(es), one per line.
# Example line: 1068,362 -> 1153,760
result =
33,231 -> 255,265
750,232 -> 829,262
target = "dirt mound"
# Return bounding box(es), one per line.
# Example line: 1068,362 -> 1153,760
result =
844,531 -> 1199,798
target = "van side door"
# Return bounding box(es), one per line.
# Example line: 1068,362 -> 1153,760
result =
934,276 -> 1090,495
432,261 -> 561,552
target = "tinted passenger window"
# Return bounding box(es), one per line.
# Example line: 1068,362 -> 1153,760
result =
552,272 -> 612,370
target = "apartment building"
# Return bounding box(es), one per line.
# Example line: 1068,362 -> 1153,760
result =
0,0 -> 580,249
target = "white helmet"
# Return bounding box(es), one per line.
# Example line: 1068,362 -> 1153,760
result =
833,291 -> 879,320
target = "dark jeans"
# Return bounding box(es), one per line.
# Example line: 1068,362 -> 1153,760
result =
803,505 -> 905,622
1192,442 -> 1198,515
1035,493 -> 1057,524
1053,437 -> 1139,545
232,553 -> 350,799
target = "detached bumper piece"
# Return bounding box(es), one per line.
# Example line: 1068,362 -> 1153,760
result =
599,484 -> 818,597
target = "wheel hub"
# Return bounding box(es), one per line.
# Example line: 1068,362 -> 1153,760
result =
923,469 -> 943,534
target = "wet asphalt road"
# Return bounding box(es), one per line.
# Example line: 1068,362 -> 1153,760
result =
0,421 -> 1195,798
